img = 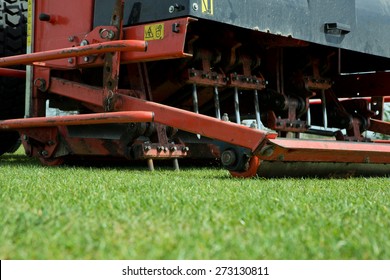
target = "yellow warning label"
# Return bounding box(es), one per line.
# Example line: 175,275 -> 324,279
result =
27,0 -> 33,47
144,23 -> 164,41
202,0 -> 214,15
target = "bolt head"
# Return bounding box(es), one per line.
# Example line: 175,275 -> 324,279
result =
169,5 -> 175,13
192,3 -> 199,11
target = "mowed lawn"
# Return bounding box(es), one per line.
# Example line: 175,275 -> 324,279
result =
0,150 -> 389,260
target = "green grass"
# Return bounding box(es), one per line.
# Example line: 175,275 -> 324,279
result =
0,150 -> 389,260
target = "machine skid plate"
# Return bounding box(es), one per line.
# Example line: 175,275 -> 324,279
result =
261,138 -> 390,165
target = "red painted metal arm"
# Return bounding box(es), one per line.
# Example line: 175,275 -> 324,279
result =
369,119 -> 390,135
0,111 -> 154,130
0,40 -> 147,67
0,67 -> 26,78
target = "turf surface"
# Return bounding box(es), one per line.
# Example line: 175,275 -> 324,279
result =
1,151 -> 389,259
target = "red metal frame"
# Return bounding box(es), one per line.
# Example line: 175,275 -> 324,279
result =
48,77 -> 276,152
0,111 -> 154,129
260,138 -> 390,164
0,40 -> 147,68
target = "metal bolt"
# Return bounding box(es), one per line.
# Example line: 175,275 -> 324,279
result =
144,145 -> 152,152
100,29 -> 115,40
80,39 -> 89,46
68,58 -> 74,64
170,146 -> 177,152
169,5 -> 175,13
41,150 -> 49,157
182,147 -> 190,152
192,3 -> 199,11
34,78 -> 47,91
68,36 -> 75,42
84,56 -> 90,62
157,146 -> 164,152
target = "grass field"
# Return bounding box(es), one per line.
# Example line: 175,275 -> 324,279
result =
0,149 -> 389,260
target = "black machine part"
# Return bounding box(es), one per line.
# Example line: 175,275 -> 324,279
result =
0,0 -> 26,155
95,0 -> 390,61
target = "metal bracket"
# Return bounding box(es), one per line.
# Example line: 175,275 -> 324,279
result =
324,23 -> 351,35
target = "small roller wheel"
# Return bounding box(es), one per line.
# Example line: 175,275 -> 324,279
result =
229,156 -> 260,178
0,0 -> 27,156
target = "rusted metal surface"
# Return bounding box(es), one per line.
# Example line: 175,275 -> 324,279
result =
0,40 -> 147,68
0,111 -> 154,130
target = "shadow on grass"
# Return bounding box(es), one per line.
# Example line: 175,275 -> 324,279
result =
0,153 -> 39,167
1,151 -> 230,179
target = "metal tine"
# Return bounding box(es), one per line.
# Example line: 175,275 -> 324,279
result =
173,158 -> 180,171
214,85 -> 221,119
147,158 -> 155,171
321,89 -> 328,129
192,84 -> 199,114
234,87 -> 241,124
192,83 -> 201,139
307,105 -> 312,126
254,90 -> 262,129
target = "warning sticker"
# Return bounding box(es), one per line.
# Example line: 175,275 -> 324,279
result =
202,0 -> 214,15
144,23 -> 164,41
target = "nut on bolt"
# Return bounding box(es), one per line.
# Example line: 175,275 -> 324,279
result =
34,78 -> 47,91
192,3 -> 199,11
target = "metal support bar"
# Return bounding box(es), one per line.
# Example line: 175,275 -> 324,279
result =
0,111 -> 154,130
0,40 -> 147,67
